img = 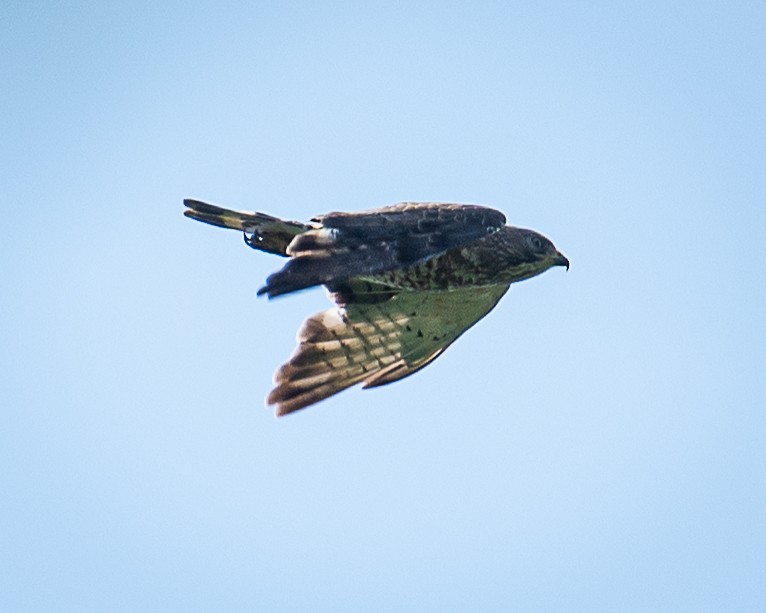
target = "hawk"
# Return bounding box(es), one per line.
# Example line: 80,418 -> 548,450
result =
184,199 -> 568,416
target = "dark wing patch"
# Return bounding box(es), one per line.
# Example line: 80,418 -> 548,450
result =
258,202 -> 506,297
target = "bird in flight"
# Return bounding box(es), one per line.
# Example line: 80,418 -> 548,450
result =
184,198 -> 568,416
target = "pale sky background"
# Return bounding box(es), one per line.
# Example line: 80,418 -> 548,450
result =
2,2 -> 765,611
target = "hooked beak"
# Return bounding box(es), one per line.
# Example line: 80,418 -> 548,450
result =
555,251 -> 569,271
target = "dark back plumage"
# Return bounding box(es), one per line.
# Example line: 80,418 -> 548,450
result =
259,202 -> 506,297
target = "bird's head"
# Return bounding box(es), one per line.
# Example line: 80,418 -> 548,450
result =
496,227 -> 569,283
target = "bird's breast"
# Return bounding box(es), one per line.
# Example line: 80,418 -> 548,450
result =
361,243 -> 507,291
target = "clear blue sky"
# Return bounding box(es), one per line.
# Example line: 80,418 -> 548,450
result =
2,2 -> 765,611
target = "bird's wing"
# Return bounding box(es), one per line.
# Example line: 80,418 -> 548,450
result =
258,202 -> 506,297
267,284 -> 509,416
183,199 -> 311,256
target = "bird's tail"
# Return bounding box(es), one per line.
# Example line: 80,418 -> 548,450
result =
183,199 -> 311,256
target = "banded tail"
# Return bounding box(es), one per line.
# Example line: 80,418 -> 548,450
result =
183,199 -> 311,257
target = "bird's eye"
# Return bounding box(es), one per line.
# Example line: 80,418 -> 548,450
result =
528,235 -> 544,251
